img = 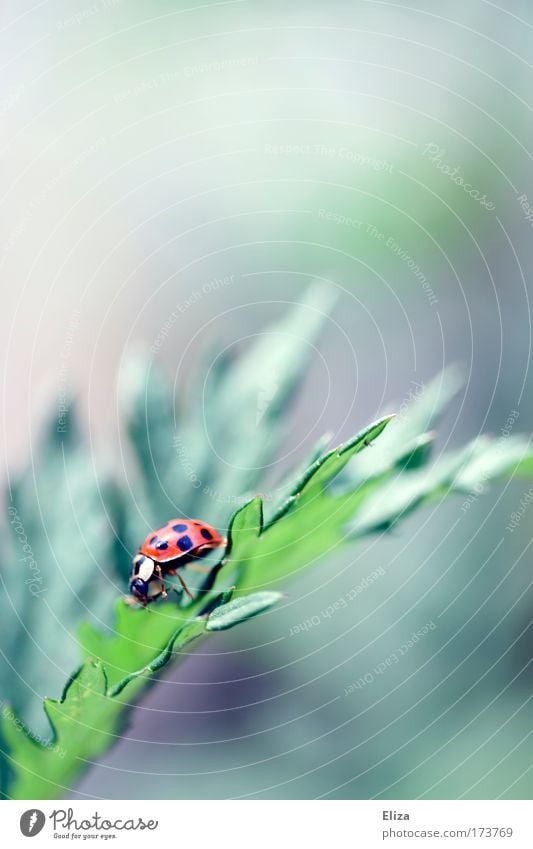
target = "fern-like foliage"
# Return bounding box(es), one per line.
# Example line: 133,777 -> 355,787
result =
1,286 -> 532,800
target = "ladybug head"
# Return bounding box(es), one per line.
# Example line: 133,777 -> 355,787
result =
129,556 -> 158,604
129,576 -> 149,601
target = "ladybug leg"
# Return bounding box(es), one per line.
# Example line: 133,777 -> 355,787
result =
176,571 -> 194,601
154,564 -> 167,599
186,563 -> 211,574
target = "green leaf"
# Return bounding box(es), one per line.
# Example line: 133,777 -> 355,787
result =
1,288 -> 337,799
347,434 -> 533,537
265,416 -> 393,530
221,416 -> 395,592
453,435 -> 533,491
117,285 -> 336,567
206,591 -> 283,631
175,284 -> 337,524
347,445 -> 473,536
225,496 -> 264,555
2,660 -> 121,800
394,432 -> 436,471
4,331 -> 533,804
4,588 -> 272,799
78,599 -> 194,690
295,416 -> 394,504
1,409 -> 124,737
108,617 -> 208,697
264,431 -> 333,525
344,367 -> 463,485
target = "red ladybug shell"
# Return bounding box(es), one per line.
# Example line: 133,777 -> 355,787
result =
138,519 -> 224,565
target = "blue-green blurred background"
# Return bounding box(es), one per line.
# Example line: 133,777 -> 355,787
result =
1,0 -> 533,799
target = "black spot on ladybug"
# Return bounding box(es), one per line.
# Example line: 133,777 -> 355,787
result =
200,527 -> 213,540
177,535 -> 193,552
156,540 -> 169,550
172,523 -> 188,532
149,536 -> 158,545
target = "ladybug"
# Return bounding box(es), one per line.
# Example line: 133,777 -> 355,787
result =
128,519 -> 226,606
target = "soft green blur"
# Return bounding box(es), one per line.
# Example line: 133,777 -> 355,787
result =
1,0 -> 532,799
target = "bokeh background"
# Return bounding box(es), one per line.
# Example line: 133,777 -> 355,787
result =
1,0 -> 533,799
